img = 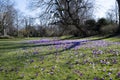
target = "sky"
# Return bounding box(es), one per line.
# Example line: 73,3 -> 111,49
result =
13,0 -> 38,17
13,0 -> 116,19
95,0 -> 116,19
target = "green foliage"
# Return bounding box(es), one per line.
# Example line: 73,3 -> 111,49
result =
85,19 -> 96,27
93,18 -> 110,33
84,19 -> 97,35
97,18 -> 108,26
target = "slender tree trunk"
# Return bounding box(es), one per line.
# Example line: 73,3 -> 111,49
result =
118,2 -> 120,33
3,28 -> 7,36
116,0 -> 120,33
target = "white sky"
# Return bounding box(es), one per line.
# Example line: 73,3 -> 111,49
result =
14,0 -> 37,17
14,0 -> 116,19
95,0 -> 116,19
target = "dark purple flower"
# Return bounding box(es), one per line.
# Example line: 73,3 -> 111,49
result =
100,60 -> 106,64
93,77 -> 99,80
51,66 -> 55,71
30,59 -> 34,63
117,72 -> 120,78
74,70 -> 83,77
33,51 -> 39,55
35,72 -> 39,77
112,59 -> 117,64
92,50 -> 97,55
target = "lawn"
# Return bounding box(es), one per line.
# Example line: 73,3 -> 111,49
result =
0,37 -> 120,80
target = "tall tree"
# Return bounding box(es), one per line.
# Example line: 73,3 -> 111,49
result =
116,0 -> 120,33
23,16 -> 35,37
0,0 -> 17,36
30,0 -> 94,36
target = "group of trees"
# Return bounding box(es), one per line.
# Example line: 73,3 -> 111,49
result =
0,0 -> 120,38
0,0 -> 17,36
17,18 -> 118,37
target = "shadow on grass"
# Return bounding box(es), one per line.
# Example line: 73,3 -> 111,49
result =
0,41 -> 84,68
0,40 -> 82,50
0,33 -> 119,56
60,33 -> 120,41
60,36 -> 76,40
42,41 -> 83,56
34,41 -> 87,57
0,33 -> 119,54
0,41 -> 84,65
0,40 -> 83,56
89,34 -> 120,41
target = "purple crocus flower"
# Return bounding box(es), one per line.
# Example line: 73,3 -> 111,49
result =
74,70 -> 83,76
30,59 -> 34,63
93,77 -> 99,80
117,72 -> 120,78
112,59 -> 117,64
35,72 -> 39,77
33,51 -> 39,55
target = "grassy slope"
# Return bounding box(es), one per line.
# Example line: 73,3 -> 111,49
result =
0,37 -> 120,80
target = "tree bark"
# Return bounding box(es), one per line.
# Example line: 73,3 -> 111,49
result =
116,0 -> 120,33
3,29 -> 7,36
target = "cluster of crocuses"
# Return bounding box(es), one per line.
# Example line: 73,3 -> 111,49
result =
24,38 -> 120,79
27,39 -> 120,50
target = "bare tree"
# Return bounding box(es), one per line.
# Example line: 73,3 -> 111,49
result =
0,0 -> 17,36
106,8 -> 117,24
22,16 -> 35,37
29,0 -> 94,36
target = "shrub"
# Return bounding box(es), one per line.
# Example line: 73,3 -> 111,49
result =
97,18 -> 108,26
0,35 -> 13,39
100,24 -> 118,34
85,19 -> 96,27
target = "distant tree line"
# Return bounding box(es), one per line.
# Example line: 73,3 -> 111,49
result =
14,18 -> 119,37
0,0 -> 119,38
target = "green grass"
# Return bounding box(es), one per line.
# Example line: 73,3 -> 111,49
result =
0,37 -> 120,80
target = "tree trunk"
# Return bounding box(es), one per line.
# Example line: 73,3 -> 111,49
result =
3,29 -> 7,36
116,0 -> 120,33
118,2 -> 120,33
74,24 -> 88,37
